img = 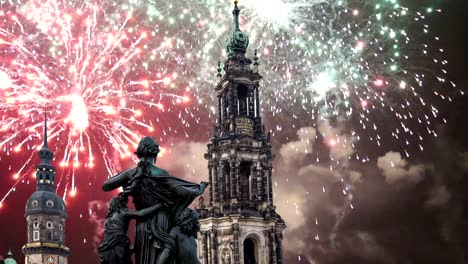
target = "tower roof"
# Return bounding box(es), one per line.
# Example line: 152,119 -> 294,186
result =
25,112 -> 67,217
225,1 -> 249,56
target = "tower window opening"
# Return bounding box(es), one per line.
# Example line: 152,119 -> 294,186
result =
223,163 -> 231,200
237,85 -> 249,116
243,238 -> 257,264
33,230 -> 40,241
47,221 -> 53,229
33,220 -> 39,229
239,162 -> 252,201
46,200 -> 54,208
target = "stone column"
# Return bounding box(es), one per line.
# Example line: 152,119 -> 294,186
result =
269,231 -> 277,264
235,161 -> 241,201
255,86 -> 260,118
219,163 -> 225,204
248,88 -> 254,118
225,162 -> 231,201
232,224 -> 240,264
200,231 -> 208,264
253,87 -> 257,118
249,164 -> 255,200
210,229 -> 218,264
257,168 -> 264,201
233,84 -> 238,116
219,96 -> 222,124
253,162 -> 260,200
276,232 -> 284,264
229,159 -> 236,200
213,165 -> 219,204
208,164 -> 214,204
268,167 -> 273,203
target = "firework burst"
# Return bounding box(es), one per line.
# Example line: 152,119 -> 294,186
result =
0,0 -> 458,215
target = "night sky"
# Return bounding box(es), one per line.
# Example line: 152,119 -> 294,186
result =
0,0 -> 467,263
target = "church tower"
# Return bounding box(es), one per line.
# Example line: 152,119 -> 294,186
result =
197,2 -> 286,263
23,116 -> 70,264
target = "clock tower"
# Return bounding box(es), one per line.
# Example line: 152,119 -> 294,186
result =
23,116 -> 70,264
197,1 -> 286,264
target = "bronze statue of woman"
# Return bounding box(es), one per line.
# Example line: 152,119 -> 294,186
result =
102,136 -> 208,264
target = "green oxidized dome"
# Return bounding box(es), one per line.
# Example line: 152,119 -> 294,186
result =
4,249 -> 17,264
225,1 -> 249,55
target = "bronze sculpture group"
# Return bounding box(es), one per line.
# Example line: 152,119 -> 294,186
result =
99,136 -> 207,264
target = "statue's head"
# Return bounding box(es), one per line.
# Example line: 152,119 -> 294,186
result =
135,136 -> 160,161
175,208 -> 200,236
107,193 -> 128,217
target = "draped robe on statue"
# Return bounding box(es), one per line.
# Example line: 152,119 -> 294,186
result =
103,165 -> 202,264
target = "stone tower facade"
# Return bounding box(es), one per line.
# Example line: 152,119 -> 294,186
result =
197,2 -> 285,264
23,117 -> 70,264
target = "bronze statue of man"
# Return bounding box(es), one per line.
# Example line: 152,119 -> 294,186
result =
102,136 -> 208,264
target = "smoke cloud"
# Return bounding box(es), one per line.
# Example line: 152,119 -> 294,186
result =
377,151 -> 426,184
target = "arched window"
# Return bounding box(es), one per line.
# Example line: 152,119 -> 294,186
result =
33,220 -> 39,229
46,221 -> 53,229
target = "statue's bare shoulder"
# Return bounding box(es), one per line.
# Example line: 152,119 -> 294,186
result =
150,166 -> 170,177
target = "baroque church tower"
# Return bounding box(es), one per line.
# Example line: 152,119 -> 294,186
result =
23,116 -> 70,264
197,2 -> 286,263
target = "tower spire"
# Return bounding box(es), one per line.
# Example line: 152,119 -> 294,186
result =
225,0 -> 249,55
233,0 -> 240,31
36,111 -> 55,191
43,112 -> 48,149
38,112 -> 53,164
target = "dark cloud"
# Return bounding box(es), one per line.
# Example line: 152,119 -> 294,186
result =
274,124 -> 468,264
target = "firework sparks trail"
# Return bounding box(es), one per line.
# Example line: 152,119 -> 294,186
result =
0,0 -> 458,245
0,0 -> 194,205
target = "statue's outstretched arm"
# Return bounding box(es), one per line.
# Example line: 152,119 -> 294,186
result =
126,203 -> 163,219
198,181 -> 209,195
102,170 -> 132,191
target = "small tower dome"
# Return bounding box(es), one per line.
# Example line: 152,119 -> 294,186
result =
4,250 -> 17,264
225,0 -> 249,56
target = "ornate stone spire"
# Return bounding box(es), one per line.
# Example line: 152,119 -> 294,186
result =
225,0 -> 249,56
